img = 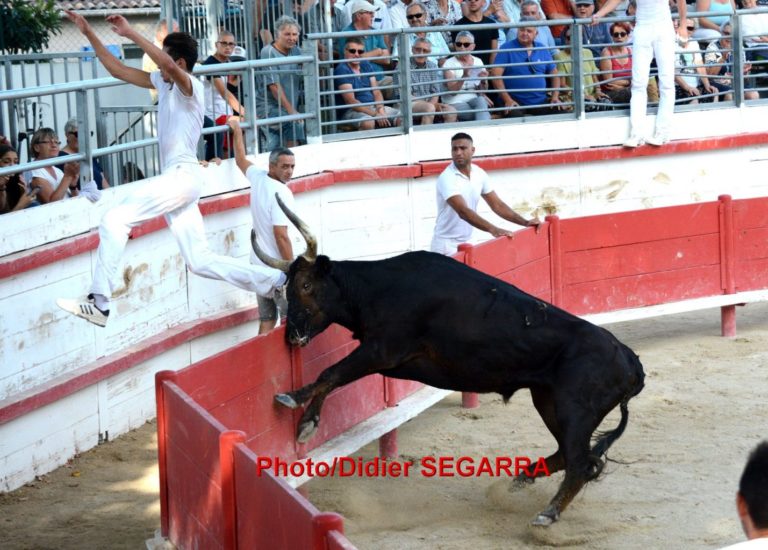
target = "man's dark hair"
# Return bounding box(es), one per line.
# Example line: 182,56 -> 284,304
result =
740,441 -> 768,528
451,132 -> 473,143
163,32 -> 198,72
346,36 -> 365,48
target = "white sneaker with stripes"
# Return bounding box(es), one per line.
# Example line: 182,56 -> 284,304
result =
56,298 -> 109,327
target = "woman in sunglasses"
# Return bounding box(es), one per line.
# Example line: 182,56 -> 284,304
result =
599,22 -> 634,104
27,128 -> 79,204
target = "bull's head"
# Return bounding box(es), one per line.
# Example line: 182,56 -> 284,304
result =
251,194 -> 342,346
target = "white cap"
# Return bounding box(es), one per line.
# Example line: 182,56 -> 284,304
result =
349,0 -> 376,15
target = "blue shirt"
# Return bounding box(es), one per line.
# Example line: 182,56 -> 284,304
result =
334,61 -> 376,118
495,39 -> 555,106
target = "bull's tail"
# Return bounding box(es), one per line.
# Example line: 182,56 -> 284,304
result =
591,398 -> 630,459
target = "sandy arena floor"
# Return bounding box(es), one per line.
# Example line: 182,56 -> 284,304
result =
1,304 -> 766,549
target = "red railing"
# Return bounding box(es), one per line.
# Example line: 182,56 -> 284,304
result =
156,195 -> 768,549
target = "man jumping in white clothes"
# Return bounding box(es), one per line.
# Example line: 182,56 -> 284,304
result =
58,12 -> 286,327
593,0 -> 687,147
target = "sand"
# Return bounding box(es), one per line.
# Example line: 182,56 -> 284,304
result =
1,303 -> 766,549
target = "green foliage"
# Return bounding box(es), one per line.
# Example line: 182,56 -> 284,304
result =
0,0 -> 62,54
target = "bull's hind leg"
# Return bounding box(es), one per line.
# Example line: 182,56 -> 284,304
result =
511,387 -> 565,491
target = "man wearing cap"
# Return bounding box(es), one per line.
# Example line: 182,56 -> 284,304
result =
574,0 -> 611,57
336,0 -> 391,77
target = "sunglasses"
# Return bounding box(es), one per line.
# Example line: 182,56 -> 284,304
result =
346,48 -> 365,54
612,31 -> 628,38
406,12 -> 424,20
68,130 -> 78,137
686,26 -> 695,31
413,47 -> 431,53
455,41 -> 473,48
217,41 -> 236,47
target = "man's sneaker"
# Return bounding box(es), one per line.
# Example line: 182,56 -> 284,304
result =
623,135 -> 644,148
56,298 -> 109,327
645,133 -> 669,146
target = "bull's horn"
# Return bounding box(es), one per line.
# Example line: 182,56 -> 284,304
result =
275,193 -> 317,261
251,229 -> 291,272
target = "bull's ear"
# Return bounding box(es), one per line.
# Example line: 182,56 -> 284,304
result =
315,256 -> 332,276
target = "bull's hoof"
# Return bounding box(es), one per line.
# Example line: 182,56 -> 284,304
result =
275,393 -> 299,409
531,512 -> 557,527
508,475 -> 535,493
296,416 -> 319,443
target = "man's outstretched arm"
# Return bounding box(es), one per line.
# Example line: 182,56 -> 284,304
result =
482,191 -> 540,228
65,11 -> 152,89
227,117 -> 254,175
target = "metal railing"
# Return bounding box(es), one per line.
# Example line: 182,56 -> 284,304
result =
2,11 -> 768,195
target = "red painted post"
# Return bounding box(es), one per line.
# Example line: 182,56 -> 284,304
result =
457,243 -> 480,409
154,370 -> 178,538
219,430 -> 246,550
547,215 -> 562,307
312,512 -> 346,550
379,429 -> 398,459
718,195 -> 736,337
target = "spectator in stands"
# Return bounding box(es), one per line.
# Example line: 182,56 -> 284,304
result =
720,441 -> 768,549
399,2 -> 451,65
424,0 -> 464,45
704,21 -> 761,100
594,0 -> 688,147
337,1 -> 393,92
576,0 -> 612,57
510,0 -> 556,53
143,18 -> 179,103
0,144 -> 37,214
228,117 -> 295,334
57,118 -> 110,190
334,37 -> 401,130
693,0 -> 735,42
599,22 -> 634,104
394,38 -> 458,124
28,128 -> 79,204
740,0 -> 768,61
343,0 -> 392,37
674,19 -> 717,103
442,31 -> 493,121
491,18 -> 563,116
257,16 -> 306,151
554,26 -> 611,110
201,30 -> 246,161
452,0 -> 499,64
390,0 -> 416,29
540,0 -> 575,38
431,132 -> 539,255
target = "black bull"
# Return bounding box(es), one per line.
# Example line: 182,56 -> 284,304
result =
253,195 -> 645,526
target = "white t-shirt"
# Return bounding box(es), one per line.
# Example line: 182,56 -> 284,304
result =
442,55 -> 485,105
202,76 -> 230,120
742,13 -> 768,48
433,161 -> 493,244
150,71 -> 204,171
246,165 -> 296,265
28,166 -> 70,199
719,537 -> 768,550
635,0 -> 672,24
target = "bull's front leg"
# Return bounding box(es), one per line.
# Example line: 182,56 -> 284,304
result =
275,345 -> 388,443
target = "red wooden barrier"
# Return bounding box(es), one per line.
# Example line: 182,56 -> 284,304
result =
157,196 -> 768,549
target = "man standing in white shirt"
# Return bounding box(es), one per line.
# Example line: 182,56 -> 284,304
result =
430,132 -> 539,256
58,11 -> 285,327
228,117 -> 296,334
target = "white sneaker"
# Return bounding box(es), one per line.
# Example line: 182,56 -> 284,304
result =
57,298 -> 109,327
645,133 -> 669,146
623,135 -> 644,148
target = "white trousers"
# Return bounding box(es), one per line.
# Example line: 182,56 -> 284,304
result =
90,163 -> 282,299
430,235 -> 463,256
630,21 -> 677,137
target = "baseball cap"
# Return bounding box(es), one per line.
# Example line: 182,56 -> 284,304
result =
575,0 -> 594,5
349,0 -> 376,14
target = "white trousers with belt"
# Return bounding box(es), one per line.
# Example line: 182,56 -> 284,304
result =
630,21 -> 677,138
90,163 -> 282,298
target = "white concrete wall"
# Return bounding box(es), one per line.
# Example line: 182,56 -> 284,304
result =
2,106 -> 768,491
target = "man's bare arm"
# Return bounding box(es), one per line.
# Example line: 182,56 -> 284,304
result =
273,225 -> 294,261
226,117 -> 253,174
483,190 -> 539,227
446,194 -> 514,237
